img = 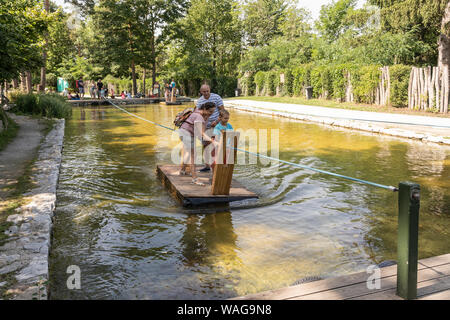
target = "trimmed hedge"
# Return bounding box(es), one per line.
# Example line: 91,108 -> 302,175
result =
254,71 -> 265,95
390,65 -> 411,107
292,64 -> 312,96
351,65 -> 381,104
240,64 -> 412,107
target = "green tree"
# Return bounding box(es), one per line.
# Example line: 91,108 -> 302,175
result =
315,0 -> 357,42
368,0 -> 450,66
242,0 -> 288,47
92,0 -> 148,95
166,0 -> 242,95
0,0 -> 48,84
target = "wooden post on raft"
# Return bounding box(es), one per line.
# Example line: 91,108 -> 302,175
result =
211,130 -> 240,195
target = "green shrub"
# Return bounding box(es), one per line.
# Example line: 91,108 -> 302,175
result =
352,65 -> 381,104
293,64 -> 312,96
13,93 -> 72,119
254,71 -> 265,95
330,64 -> 349,101
284,68 -> 294,96
15,94 -> 38,114
0,110 -> 19,152
310,65 -> 333,99
216,75 -> 237,97
240,72 -> 255,96
265,71 -> 277,96
390,65 -> 411,107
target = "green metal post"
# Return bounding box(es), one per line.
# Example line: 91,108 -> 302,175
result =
396,182 -> 420,300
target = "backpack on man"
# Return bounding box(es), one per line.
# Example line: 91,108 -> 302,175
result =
173,107 -> 194,128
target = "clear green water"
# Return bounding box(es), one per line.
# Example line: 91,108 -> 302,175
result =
49,104 -> 450,299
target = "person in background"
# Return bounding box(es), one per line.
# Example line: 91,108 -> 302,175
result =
110,88 -> 115,99
126,91 -> 132,99
195,84 -> 225,172
121,91 -> 125,99
164,82 -> 170,101
76,77 -> 85,98
153,81 -> 160,97
90,83 -> 96,99
97,79 -> 104,99
104,87 -> 108,98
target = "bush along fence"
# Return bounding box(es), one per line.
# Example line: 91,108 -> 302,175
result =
239,64 -> 450,113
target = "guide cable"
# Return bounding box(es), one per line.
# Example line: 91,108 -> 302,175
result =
102,98 -> 399,192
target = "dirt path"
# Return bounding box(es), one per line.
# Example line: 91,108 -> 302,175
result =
0,113 -> 45,205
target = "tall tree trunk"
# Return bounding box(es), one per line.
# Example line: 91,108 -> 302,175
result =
150,22 -> 157,86
13,78 -> 19,89
143,69 -> 146,96
131,60 -> 137,96
438,2 -> 450,71
26,71 -> 32,94
438,1 -> 450,112
40,0 -> 50,93
128,23 -> 137,96
212,31 -> 217,90
20,73 -> 27,92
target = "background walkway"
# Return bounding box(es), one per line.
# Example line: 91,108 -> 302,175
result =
225,99 -> 450,145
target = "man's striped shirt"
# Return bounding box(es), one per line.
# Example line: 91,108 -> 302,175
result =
196,93 -> 224,128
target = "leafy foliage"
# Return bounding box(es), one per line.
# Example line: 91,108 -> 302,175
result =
12,93 -> 72,119
0,0 -> 49,82
390,64 -> 411,107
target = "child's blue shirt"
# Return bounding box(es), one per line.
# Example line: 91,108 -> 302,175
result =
213,122 -> 233,138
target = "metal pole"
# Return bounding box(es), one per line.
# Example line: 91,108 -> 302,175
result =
396,182 -> 420,299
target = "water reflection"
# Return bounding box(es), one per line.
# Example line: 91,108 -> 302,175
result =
49,105 -> 450,299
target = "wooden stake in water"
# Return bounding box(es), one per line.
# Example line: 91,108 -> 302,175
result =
396,182 -> 420,300
211,130 -> 240,195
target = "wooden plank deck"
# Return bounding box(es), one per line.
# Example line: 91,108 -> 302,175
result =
160,101 -> 184,105
156,164 -> 258,206
68,97 -> 193,106
231,253 -> 450,300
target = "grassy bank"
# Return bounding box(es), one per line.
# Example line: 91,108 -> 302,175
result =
0,112 -> 19,152
227,96 -> 450,118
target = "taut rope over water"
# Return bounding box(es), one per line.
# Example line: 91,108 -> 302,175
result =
102,98 -> 399,192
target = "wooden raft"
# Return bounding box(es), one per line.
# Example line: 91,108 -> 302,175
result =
156,165 -> 257,206
157,130 -> 258,206
160,101 -> 183,105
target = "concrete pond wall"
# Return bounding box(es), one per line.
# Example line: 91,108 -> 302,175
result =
0,119 -> 64,300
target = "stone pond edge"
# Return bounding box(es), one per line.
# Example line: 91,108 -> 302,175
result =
0,118 -> 65,300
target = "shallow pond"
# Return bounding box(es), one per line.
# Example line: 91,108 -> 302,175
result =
49,104 -> 450,299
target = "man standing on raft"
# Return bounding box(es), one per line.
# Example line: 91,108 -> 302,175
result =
195,84 -> 225,172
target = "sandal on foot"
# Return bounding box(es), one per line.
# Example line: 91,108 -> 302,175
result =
191,178 -> 205,186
